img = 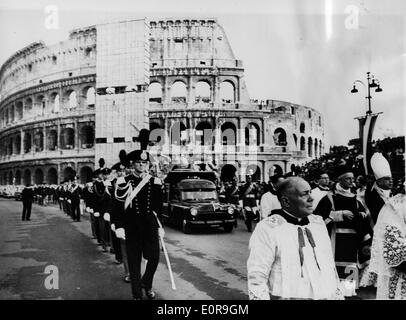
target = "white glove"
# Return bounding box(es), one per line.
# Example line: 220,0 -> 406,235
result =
111,224 -> 116,232
90,208 -> 94,214
67,199 -> 71,204
94,212 -> 100,217
158,227 -> 165,238
86,207 -> 90,213
103,212 -> 110,221
116,228 -> 126,240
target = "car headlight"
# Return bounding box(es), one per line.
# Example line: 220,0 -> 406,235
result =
227,207 -> 234,215
190,207 -> 198,216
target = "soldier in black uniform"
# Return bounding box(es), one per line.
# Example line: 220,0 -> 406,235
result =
21,184 -> 34,221
70,177 -> 82,222
239,175 -> 260,232
114,144 -> 164,300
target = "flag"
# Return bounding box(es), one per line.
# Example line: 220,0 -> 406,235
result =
357,113 -> 380,175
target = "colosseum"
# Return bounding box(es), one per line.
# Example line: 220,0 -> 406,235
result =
0,17 -> 325,185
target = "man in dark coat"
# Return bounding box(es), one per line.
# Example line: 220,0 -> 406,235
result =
21,185 -> 34,221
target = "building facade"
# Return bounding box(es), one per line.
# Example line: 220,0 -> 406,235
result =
0,18 -> 324,185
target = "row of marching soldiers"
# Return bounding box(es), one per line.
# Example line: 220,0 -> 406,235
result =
63,142 -> 164,300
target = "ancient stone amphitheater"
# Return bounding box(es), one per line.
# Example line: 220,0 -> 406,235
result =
0,18 -> 325,185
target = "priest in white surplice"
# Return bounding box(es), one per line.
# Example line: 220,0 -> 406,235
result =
247,177 -> 342,300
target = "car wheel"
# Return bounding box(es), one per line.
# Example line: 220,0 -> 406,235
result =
181,219 -> 192,234
223,224 -> 234,233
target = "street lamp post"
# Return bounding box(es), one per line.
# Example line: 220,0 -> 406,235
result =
351,71 -> 383,114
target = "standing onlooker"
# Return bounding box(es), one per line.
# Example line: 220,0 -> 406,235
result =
21,184 -> 34,221
260,174 -> 284,219
311,172 -> 330,210
247,177 -> 342,300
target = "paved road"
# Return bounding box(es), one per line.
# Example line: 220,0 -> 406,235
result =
0,198 -> 250,300
0,198 -> 376,300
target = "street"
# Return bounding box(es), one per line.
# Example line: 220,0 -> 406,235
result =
0,198 -> 249,300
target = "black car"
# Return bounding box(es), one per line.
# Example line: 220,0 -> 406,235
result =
162,170 -> 235,233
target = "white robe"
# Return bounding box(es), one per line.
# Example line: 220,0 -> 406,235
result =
260,192 -> 281,219
247,214 -> 342,300
370,194 -> 406,300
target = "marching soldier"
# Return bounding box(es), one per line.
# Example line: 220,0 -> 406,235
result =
110,152 -> 131,280
114,137 -> 165,300
70,177 -> 82,222
93,167 -> 108,251
239,174 -> 260,232
82,180 -> 97,239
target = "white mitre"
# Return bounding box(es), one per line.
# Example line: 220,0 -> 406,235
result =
370,152 -> 392,180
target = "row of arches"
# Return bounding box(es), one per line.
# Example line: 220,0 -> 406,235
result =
0,124 -> 94,157
150,121 -> 322,156
292,135 -> 323,158
150,121 -> 287,147
0,166 -> 94,186
0,86 -> 95,128
148,80 -> 236,104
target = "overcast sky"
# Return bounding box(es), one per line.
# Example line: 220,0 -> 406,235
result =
0,0 -> 405,148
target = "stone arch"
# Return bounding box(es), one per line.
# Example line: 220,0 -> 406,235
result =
300,122 -> 305,133
24,97 -> 33,118
308,137 -> 313,157
34,130 -> 44,152
34,168 -> 44,184
245,123 -> 260,146
14,134 -> 21,154
220,81 -> 235,103
4,107 -> 9,124
15,101 -> 23,120
23,132 -> 32,153
221,122 -> 236,145
79,166 -> 93,184
314,139 -> 318,158
9,105 -> 15,122
84,87 -> 95,107
195,121 -> 212,145
195,81 -> 211,103
8,171 -> 13,185
47,129 -> 57,150
23,169 -> 31,186
300,136 -> 305,151
148,82 -> 163,103
47,168 -> 58,184
170,121 -> 187,145
63,166 -> 76,182
15,170 -> 21,185
171,81 -> 187,103
35,94 -> 46,116
64,90 -> 77,109
50,92 -> 60,113
80,125 -> 94,148
7,138 -> 13,155
60,127 -> 75,149
274,128 -> 287,146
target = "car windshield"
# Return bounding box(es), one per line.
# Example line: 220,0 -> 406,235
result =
181,190 -> 218,201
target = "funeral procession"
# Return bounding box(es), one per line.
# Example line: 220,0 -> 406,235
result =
0,0 -> 405,304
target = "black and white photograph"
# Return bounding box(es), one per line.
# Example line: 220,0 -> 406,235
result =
0,0 -> 405,306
